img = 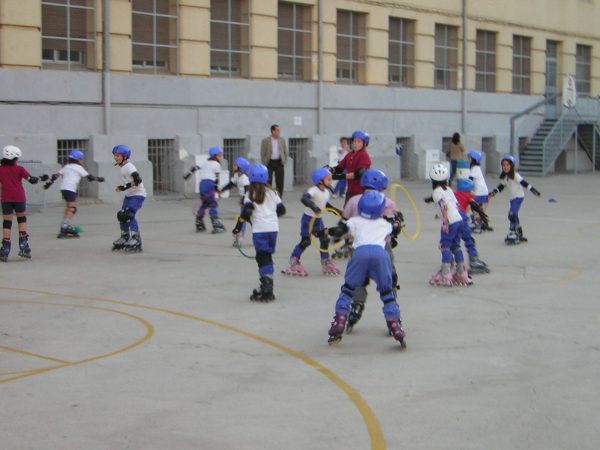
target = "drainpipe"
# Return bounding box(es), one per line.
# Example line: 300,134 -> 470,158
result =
102,0 -> 111,134
317,0 -> 323,134
461,0 -> 467,135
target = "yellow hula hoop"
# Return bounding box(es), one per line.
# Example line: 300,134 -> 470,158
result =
308,207 -> 345,254
390,183 -> 421,241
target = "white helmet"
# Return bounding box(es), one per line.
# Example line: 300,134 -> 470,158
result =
429,163 -> 449,181
2,145 -> 22,160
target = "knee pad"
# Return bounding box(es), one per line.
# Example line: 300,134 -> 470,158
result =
3,220 -> 12,230
318,235 -> 329,250
298,237 -> 311,251
255,251 -> 272,268
341,283 -> 354,297
380,289 -> 396,303
16,216 -> 26,224
117,208 -> 134,224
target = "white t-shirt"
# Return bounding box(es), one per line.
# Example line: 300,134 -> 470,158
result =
59,163 -> 89,193
119,161 -> 146,198
347,216 -> 392,249
271,137 -> 280,160
500,173 -> 525,199
200,160 -> 221,182
432,186 -> 462,225
470,166 -> 489,196
231,172 -> 250,196
244,188 -> 282,233
304,185 -> 330,217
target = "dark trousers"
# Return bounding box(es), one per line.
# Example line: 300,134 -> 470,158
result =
267,159 -> 284,198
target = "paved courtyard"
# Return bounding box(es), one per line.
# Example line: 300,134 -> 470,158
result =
1,173 -> 599,450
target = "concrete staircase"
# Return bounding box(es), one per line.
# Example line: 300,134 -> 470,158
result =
519,119 -> 557,176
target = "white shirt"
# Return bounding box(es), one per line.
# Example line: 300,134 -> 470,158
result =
244,189 -> 281,233
500,173 -> 525,199
271,137 -> 280,160
200,160 -> 221,182
119,161 -> 146,198
347,216 -> 392,249
470,166 -> 489,196
231,172 -> 250,196
59,163 -> 88,193
304,185 -> 330,217
432,186 -> 462,225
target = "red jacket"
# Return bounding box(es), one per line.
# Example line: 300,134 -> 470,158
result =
336,149 -> 371,195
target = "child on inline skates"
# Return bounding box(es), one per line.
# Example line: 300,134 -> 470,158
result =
340,169 -> 404,333
220,156 -> 250,246
428,163 -> 473,287
326,190 -> 406,348
183,146 -> 226,234
0,145 -> 49,261
232,164 -> 286,302
112,145 -> 146,252
467,151 -> 493,232
281,167 -> 340,277
489,155 -> 540,245
329,130 -> 372,258
44,149 -> 105,238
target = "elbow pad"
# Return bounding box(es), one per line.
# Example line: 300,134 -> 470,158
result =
131,171 -> 142,186
276,203 -> 286,217
240,203 -> 255,221
301,193 -> 320,213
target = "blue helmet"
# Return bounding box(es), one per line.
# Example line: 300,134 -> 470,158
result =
360,169 -> 388,191
501,155 -> 516,167
208,146 -> 223,158
351,130 -> 370,145
457,178 -> 474,193
311,168 -> 331,186
68,149 -> 84,161
358,191 -> 386,219
249,163 -> 269,184
112,145 -> 131,159
467,151 -> 482,164
234,157 -> 250,174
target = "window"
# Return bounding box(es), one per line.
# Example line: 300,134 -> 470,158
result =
223,138 -> 246,173
148,139 -> 176,194
434,24 -> 458,90
576,44 -> 591,95
512,35 -> 531,94
278,2 -> 312,81
132,0 -> 178,74
57,139 -> 90,196
475,30 -> 496,92
388,18 -> 415,87
211,0 -> 250,78
41,0 -> 96,70
336,10 -> 367,84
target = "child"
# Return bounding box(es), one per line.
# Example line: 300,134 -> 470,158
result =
44,149 -> 105,238
467,151 -> 493,232
326,190 -> 406,348
341,169 -> 404,333
232,164 -> 286,302
330,130 -> 372,258
184,146 -> 226,234
331,137 -> 350,198
220,156 -> 251,246
489,155 -> 541,245
0,145 -> 48,261
281,167 -> 340,277
112,145 -> 146,252
428,163 -> 472,287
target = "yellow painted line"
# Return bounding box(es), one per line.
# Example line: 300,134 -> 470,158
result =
0,344 -> 71,364
0,299 -> 154,384
0,286 -> 386,450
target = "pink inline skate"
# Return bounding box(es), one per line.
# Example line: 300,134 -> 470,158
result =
281,257 -> 308,276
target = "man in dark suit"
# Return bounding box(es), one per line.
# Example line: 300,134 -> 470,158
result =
260,124 -> 288,197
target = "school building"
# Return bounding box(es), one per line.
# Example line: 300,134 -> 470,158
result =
1,0 -> 599,201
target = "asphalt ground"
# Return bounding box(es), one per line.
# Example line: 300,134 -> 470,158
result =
1,173 -> 599,450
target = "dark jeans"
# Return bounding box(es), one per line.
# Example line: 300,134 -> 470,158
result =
267,159 -> 284,198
